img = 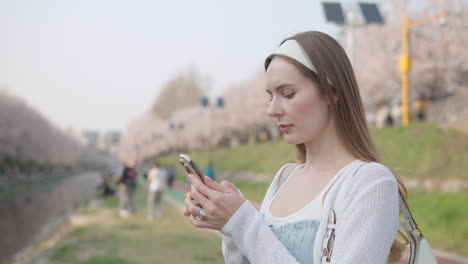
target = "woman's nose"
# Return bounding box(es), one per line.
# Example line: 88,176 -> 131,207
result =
267,98 -> 283,118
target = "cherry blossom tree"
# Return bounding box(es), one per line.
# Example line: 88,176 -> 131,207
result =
353,0 -> 468,106
0,90 -> 82,165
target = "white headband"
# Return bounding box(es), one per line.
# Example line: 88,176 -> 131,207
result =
265,39 -> 334,85
265,39 -> 316,73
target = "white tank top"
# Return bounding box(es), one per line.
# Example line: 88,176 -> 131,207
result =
264,164 -> 342,227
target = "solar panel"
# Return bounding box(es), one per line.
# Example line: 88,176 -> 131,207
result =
359,3 -> 384,24
322,2 -> 345,24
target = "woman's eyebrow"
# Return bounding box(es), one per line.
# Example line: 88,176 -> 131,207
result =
267,84 -> 295,93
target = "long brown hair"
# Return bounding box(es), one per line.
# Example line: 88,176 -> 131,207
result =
267,31 -> 408,263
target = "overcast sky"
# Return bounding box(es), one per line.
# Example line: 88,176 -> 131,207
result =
1,0 -> 435,132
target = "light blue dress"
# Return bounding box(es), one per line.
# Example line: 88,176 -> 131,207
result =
242,164 -> 321,264
241,219 -> 319,264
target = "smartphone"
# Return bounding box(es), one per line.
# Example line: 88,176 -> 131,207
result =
178,154 -> 205,184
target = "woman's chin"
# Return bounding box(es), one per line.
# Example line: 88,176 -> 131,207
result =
283,135 -> 303,145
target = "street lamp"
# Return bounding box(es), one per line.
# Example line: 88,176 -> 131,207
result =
200,96 -> 224,179
169,121 -> 184,151
399,10 -> 447,126
322,2 -> 384,63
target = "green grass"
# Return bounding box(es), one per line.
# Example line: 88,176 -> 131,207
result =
408,191 -> 468,255
158,122 -> 468,182
158,140 -> 296,182
81,256 -> 132,264
234,181 -> 270,203
45,189 -> 224,264
51,241 -> 82,262
372,123 -> 468,179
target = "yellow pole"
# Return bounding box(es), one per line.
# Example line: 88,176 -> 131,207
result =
398,10 -> 446,127
399,15 -> 411,126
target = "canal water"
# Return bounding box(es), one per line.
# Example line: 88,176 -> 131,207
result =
0,172 -> 101,263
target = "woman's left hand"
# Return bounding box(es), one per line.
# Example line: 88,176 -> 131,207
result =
183,174 -> 245,230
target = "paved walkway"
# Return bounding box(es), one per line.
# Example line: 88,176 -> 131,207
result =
168,180 -> 468,264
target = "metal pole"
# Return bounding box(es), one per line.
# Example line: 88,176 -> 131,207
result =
346,9 -> 356,64
399,11 -> 446,127
400,15 -> 411,127
208,100 -> 213,166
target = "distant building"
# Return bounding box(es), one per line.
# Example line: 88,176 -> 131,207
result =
83,131 -> 99,148
66,128 -> 88,145
81,130 -> 121,153
100,131 -> 121,154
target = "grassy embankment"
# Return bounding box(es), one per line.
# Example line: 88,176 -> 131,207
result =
44,123 -> 467,263
158,122 -> 468,255
160,122 -> 468,180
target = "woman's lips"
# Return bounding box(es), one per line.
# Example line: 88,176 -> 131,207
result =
279,124 -> 293,133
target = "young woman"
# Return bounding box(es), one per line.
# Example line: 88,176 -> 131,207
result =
183,31 -> 408,263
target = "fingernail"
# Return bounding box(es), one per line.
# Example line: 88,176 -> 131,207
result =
204,176 -> 211,182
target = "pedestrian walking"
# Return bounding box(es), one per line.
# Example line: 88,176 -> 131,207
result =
118,160 -> 137,217
166,166 -> 176,189
414,95 -> 427,121
147,162 -> 167,219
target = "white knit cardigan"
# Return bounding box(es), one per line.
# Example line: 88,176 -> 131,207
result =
220,161 -> 399,264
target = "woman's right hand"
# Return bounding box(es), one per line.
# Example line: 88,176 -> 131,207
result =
183,176 -> 245,230
183,180 -> 237,217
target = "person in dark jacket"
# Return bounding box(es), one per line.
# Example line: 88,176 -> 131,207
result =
118,160 -> 137,217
